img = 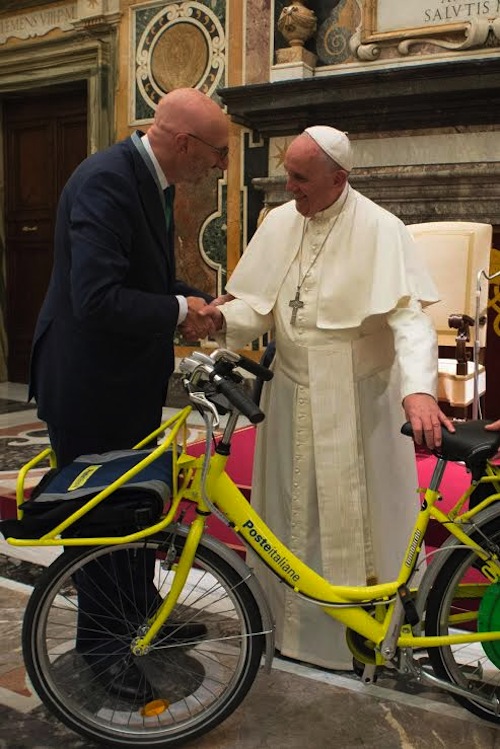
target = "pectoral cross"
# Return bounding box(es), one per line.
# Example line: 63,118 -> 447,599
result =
289,289 -> 304,325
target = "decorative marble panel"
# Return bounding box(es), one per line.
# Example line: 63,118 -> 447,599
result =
315,0 -> 359,65
131,1 -> 227,124
245,0 -> 272,84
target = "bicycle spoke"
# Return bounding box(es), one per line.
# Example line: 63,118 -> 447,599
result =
23,535 -> 264,746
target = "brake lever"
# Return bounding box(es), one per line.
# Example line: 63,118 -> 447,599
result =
188,391 -> 220,427
211,348 -> 239,363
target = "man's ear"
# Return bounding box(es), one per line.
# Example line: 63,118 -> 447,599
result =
175,132 -> 189,155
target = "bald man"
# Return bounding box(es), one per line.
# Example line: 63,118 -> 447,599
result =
201,126 -> 453,671
29,88 -> 228,700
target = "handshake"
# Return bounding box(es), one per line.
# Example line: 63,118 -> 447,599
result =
178,294 -> 233,342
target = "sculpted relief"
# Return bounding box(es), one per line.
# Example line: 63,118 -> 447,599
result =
351,0 -> 500,60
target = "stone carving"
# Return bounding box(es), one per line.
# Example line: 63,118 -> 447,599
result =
0,2 -> 77,44
277,1 -> 317,48
350,0 -> 500,60
398,17 -> 500,55
276,0 -> 317,67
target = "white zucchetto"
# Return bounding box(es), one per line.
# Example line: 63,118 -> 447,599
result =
304,126 -> 353,172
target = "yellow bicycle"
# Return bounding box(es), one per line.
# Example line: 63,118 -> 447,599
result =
5,348 -> 500,747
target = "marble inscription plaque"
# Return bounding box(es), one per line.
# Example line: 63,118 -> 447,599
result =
0,2 -> 77,44
366,0 -> 500,35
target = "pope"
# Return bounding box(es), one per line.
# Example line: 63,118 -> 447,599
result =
200,126 -> 454,670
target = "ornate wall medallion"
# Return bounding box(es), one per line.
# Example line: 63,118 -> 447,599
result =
132,1 -> 226,123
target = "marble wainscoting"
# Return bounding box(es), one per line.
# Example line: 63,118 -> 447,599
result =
254,161 -> 500,226
246,0 -> 273,85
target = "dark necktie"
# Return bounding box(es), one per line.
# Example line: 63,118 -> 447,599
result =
163,186 -> 173,231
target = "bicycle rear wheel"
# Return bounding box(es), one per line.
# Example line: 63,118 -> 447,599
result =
22,531 -> 264,747
425,514 -> 500,723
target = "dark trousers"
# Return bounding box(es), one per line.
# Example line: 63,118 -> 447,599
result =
47,424 -> 159,657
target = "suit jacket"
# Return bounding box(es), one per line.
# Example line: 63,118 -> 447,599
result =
30,134 -> 210,442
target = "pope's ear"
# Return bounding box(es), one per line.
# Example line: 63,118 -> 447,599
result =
334,168 -> 348,186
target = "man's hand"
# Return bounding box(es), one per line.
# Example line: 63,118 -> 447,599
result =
486,420 -> 500,431
178,297 -> 216,342
403,393 -> 455,449
198,304 -> 224,331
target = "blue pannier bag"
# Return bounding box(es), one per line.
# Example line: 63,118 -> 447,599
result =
0,449 -> 173,540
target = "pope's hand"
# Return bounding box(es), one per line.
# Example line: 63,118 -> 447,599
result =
210,293 -> 234,307
403,393 -> 455,449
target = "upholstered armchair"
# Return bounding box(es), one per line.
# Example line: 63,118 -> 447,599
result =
407,221 -> 493,417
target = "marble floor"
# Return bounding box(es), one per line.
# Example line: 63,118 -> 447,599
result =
1,383 -> 500,748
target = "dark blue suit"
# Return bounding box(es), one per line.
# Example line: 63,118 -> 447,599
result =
30,133 -> 208,449
28,135 -> 211,687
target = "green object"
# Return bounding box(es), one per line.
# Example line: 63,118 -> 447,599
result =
478,582 -> 500,668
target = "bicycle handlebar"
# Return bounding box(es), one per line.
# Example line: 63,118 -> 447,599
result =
180,349 -> 267,424
211,374 -> 265,424
234,354 -> 274,382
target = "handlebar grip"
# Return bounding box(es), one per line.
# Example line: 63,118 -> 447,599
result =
236,354 -> 274,381
214,377 -> 265,424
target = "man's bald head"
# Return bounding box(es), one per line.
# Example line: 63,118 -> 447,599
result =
147,88 -> 229,184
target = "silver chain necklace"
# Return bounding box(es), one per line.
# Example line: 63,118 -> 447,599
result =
289,189 -> 349,325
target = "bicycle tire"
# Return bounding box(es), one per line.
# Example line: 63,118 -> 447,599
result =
22,531 -> 264,747
425,513 -> 500,723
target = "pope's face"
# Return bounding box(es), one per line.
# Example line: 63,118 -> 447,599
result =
284,135 -> 347,217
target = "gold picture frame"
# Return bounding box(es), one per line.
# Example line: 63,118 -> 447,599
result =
356,0 -> 500,57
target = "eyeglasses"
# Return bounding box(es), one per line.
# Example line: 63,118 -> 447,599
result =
186,132 -> 229,160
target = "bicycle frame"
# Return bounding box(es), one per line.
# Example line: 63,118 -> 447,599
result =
203,449 -> 500,654
7,405 -> 500,657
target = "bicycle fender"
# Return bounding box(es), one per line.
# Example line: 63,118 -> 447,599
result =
415,504 -> 500,618
170,523 -> 275,670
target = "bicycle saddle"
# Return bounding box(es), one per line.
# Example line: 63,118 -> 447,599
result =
401,420 -> 500,478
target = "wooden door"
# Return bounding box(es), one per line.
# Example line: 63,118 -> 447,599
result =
3,86 -> 88,383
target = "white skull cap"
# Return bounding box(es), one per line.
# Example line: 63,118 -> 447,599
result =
304,125 -> 353,172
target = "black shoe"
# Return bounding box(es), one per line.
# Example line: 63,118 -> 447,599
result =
158,621 -> 207,643
82,652 -> 155,704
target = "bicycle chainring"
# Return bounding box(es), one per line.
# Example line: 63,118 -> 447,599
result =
345,628 -> 376,665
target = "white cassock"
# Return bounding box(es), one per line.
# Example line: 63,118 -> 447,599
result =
218,185 -> 439,670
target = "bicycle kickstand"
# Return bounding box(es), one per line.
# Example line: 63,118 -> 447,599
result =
359,663 -> 377,684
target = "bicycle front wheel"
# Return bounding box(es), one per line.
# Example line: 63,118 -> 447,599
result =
425,514 -> 500,723
22,531 -> 264,747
